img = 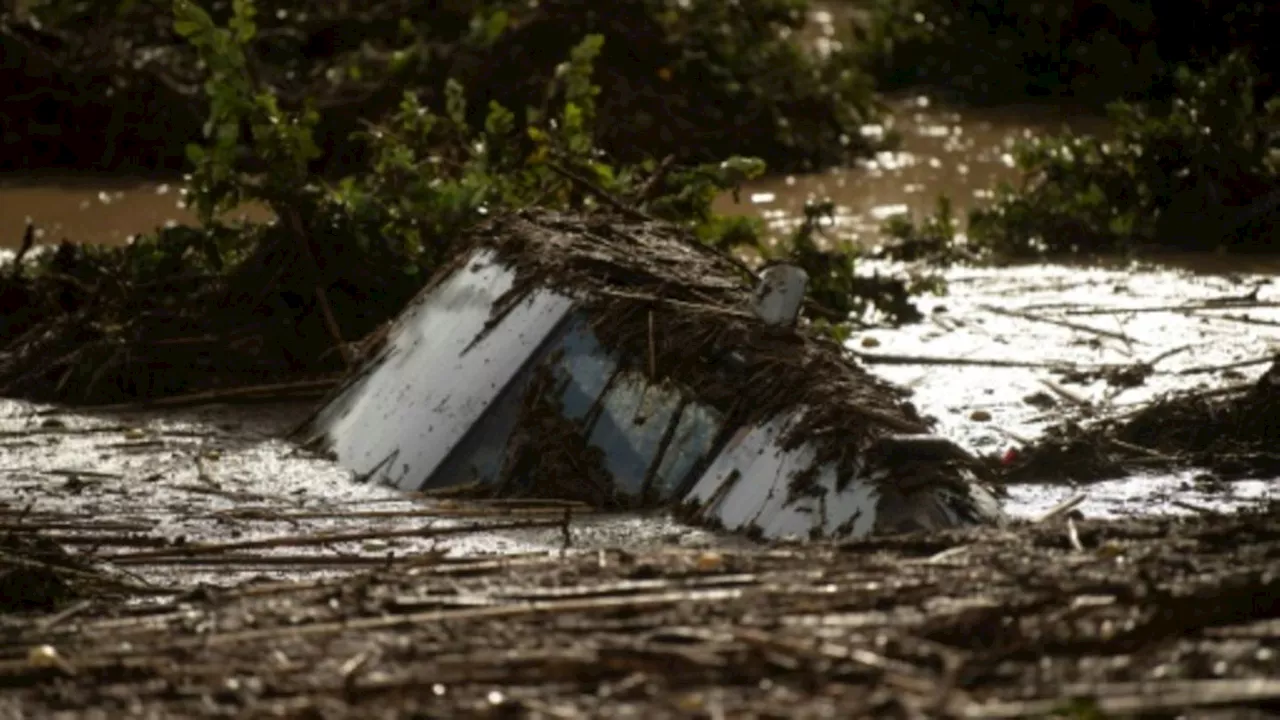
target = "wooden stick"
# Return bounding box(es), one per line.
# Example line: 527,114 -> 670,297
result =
0,521 -> 155,533
100,518 -> 566,561
980,304 -> 1134,343
1146,343 -> 1194,367
0,424 -> 131,439
546,161 -> 653,223
0,550 -> 174,595
1066,517 -> 1084,551
852,351 -> 1092,371
1178,355 -> 1276,376
647,310 -> 657,378
1061,300 -> 1280,316
1038,378 -> 1090,408
1210,312 -> 1280,329
1033,493 -> 1086,524
637,154 -> 677,206
958,678 -> 1280,718
109,552 -> 445,567
205,505 -> 593,522
594,288 -> 757,320
1106,437 -> 1176,462
8,222 -> 35,278
82,377 -> 340,411
176,586 -> 746,648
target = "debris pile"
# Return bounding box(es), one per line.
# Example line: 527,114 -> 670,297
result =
1,503 -> 1279,717
481,211 -> 931,461
1004,355 -> 1280,482
306,210 -> 1005,539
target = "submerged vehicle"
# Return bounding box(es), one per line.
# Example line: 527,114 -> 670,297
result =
300,210 -> 1005,539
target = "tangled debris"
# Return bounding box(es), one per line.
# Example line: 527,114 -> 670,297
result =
479,210 -> 944,483
1,502 -> 1279,716
0,531 -> 84,613
305,208 -> 1002,538
1004,356 -> 1280,483
489,364 -> 622,509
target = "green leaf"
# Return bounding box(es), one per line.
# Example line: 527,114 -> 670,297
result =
172,0 -> 213,40
445,79 -> 467,128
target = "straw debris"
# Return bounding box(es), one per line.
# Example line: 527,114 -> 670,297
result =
1005,355 -> 1280,482
3,503 -> 1280,717
463,210 -> 963,497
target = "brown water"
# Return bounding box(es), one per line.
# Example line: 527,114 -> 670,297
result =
0,175 -> 191,247
0,174 -> 270,248
712,3 -> 1108,248
0,99 -> 1092,250
712,96 -> 1107,248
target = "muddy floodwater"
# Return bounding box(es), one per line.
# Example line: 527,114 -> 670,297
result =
1,7 -> 1277,560
0,173 -> 270,248
712,97 -> 1105,247
709,93 -> 1278,520
0,399 -> 750,591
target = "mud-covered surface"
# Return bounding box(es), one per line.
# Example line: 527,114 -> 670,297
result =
2,495 -> 1279,717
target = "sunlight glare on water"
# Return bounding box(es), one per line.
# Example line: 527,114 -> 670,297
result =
709,5 -> 1280,520
713,92 -> 1106,247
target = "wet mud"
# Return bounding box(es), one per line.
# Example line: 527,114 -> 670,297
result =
2,243 -> 1275,716
703,66 -> 1280,522
851,259 -> 1279,516
0,76 -> 1273,504
2,94 -> 1274,518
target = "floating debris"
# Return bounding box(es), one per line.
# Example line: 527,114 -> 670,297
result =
302,211 -> 1004,539
1005,355 -> 1280,483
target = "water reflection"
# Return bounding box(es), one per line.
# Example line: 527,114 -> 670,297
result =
713,96 -> 1107,246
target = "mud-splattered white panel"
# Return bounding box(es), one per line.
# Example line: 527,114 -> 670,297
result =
684,414 -> 884,540
309,250 -> 574,490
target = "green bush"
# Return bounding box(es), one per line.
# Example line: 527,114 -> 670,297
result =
4,0 -> 882,173
968,53 -> 1280,256
0,0 -> 907,403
